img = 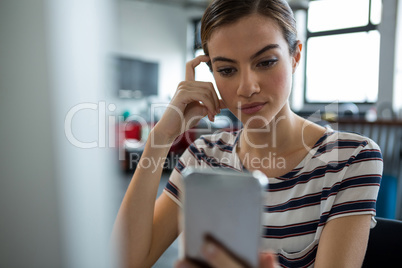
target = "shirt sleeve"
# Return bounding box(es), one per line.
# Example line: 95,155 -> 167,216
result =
324,138 -> 383,227
163,142 -> 200,207
163,165 -> 184,207
163,131 -> 241,207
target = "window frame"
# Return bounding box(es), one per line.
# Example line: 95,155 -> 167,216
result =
303,0 -> 381,106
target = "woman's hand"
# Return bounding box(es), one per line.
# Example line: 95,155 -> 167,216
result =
153,55 -> 225,142
175,238 -> 278,268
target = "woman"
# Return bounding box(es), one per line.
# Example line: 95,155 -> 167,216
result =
113,0 -> 383,267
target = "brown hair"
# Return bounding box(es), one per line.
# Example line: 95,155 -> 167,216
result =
201,0 -> 298,56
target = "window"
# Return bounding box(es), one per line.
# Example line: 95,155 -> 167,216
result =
194,48 -> 217,92
304,0 -> 382,104
192,20 -> 218,94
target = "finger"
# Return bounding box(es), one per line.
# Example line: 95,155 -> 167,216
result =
200,82 -> 220,115
219,99 -> 227,110
179,81 -> 220,114
176,86 -> 218,121
185,55 -> 210,81
209,84 -> 221,114
259,251 -> 278,268
202,241 -> 244,268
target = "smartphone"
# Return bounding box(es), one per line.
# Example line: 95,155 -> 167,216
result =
180,168 -> 268,267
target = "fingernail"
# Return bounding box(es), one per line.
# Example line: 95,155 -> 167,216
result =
177,263 -> 189,268
203,242 -> 217,258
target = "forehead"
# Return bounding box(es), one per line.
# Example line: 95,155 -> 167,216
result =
208,14 -> 288,58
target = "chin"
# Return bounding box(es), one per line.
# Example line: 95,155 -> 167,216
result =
240,114 -> 276,130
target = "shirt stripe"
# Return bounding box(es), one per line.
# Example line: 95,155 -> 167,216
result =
163,129 -> 383,268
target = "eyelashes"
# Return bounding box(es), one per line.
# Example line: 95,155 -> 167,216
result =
257,59 -> 278,68
217,67 -> 236,77
216,58 -> 278,77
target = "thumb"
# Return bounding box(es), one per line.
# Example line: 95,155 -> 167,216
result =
259,251 -> 278,268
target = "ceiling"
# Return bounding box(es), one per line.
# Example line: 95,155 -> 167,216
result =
130,0 -> 309,10
131,0 -> 212,9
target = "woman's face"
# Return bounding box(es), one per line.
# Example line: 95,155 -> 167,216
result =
207,14 -> 301,128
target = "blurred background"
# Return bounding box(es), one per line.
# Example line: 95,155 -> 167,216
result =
1,0 -> 401,267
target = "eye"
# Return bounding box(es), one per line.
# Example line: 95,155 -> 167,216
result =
257,59 -> 278,68
216,67 -> 237,77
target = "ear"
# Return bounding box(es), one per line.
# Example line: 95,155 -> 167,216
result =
292,41 -> 302,74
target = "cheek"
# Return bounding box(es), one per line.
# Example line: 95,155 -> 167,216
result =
268,65 -> 293,95
216,83 -> 228,98
214,64 -> 293,102
214,77 -> 232,101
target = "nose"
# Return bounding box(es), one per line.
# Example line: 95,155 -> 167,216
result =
236,68 -> 260,98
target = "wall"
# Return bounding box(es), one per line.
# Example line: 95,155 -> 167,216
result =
116,1 -> 195,102
0,0 -> 118,267
0,0 -> 63,266
48,0 -> 118,266
395,0 -> 402,117
377,0 -> 398,116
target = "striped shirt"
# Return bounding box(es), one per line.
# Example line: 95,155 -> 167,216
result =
164,128 -> 383,268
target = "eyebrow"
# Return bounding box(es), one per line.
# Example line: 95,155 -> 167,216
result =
250,44 -> 280,60
211,44 -> 280,64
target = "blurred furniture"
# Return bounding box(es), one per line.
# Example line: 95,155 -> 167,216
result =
119,121 -> 196,172
120,109 -> 241,173
362,217 -> 402,268
333,119 -> 402,219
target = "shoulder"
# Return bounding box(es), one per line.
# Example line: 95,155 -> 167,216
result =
318,129 -> 381,154
308,129 -> 382,173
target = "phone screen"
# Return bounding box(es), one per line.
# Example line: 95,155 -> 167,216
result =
180,168 -> 268,267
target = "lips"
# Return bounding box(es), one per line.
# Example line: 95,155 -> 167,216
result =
239,102 -> 267,115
